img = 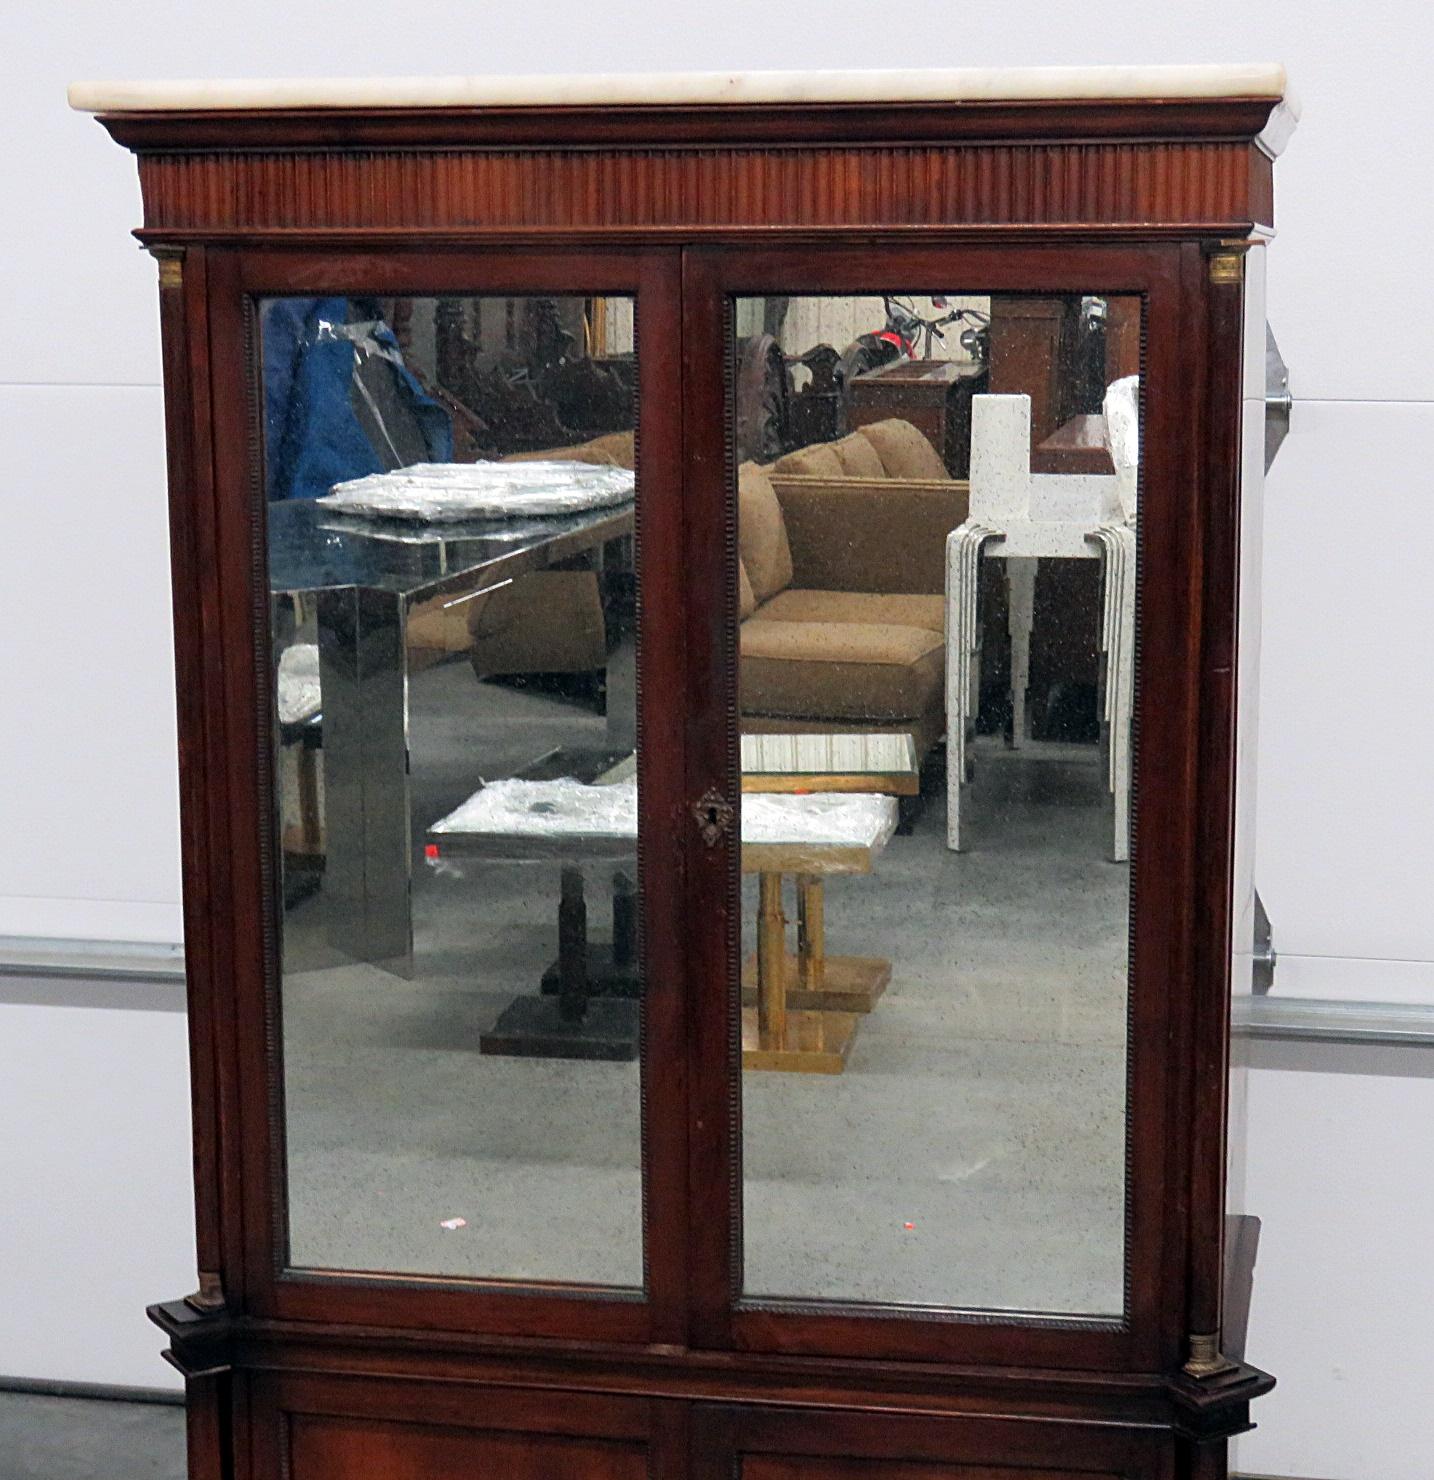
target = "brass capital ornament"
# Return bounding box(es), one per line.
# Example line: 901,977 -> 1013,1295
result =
151,248 -> 184,290
1207,252 -> 1244,286
184,1270 -> 227,1314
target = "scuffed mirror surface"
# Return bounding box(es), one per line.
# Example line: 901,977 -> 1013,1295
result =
733,293 -> 1139,1315
264,294 -> 645,1286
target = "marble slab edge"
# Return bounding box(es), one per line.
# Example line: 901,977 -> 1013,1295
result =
68,63 -> 1297,118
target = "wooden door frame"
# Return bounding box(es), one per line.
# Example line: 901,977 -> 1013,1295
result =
681,238 -> 1228,1375
194,243 -> 690,1346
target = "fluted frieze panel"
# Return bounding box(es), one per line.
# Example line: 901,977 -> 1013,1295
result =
137,142 -> 1272,235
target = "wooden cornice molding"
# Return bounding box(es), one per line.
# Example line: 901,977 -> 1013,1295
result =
95,95 -> 1283,150
93,97 -> 1281,240
128,139 -> 1274,240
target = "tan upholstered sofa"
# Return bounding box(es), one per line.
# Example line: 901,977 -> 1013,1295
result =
740,419 -> 969,763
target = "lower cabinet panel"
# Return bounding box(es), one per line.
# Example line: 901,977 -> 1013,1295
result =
698,1406 -> 1178,1480
744,1463 -> 1111,1480
290,1415 -> 648,1479
254,1374 -> 1193,1480
256,1374 -> 658,1480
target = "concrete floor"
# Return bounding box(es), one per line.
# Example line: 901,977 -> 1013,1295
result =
279,658 -> 1130,1317
0,1392 -> 184,1480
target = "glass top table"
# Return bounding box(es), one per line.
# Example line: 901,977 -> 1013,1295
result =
268,495 -> 633,600
270,496 -> 635,971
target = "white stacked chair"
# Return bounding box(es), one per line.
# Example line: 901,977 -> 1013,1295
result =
945,385 -> 1138,859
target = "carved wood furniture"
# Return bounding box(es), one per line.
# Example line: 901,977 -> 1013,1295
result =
74,62 -> 1293,1480
845,358 -> 989,476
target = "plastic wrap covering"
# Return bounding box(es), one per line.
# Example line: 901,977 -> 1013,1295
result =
434,777 -> 637,841
318,459 -> 635,521
746,790 -> 897,850
276,642 -> 321,726
432,777 -> 898,852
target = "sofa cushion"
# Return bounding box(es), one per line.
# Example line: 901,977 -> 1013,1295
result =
832,432 -> 887,478
774,441 -> 846,478
738,462 -> 794,603
465,569 -> 608,676
738,559 -> 757,620
581,429 -> 636,469
774,480 -> 967,595
502,443 -> 618,466
757,588 -> 944,634
857,419 -> 949,480
740,619 -> 943,722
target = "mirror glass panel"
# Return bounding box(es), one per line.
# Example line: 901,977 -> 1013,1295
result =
263,293 -> 643,1286
733,292 -> 1139,1315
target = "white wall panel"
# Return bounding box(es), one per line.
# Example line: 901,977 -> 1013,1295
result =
0,386 -> 181,943
0,997 -> 192,1390
1256,400 -> 1434,978
1233,1039 -> 1434,1480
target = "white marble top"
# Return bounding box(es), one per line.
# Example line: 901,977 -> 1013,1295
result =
68,64 -> 1294,116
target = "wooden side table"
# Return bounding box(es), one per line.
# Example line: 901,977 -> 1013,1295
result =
739,831 -> 890,1075
739,733 -> 911,1028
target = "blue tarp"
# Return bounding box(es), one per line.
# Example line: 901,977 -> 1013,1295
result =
263,297 -> 453,501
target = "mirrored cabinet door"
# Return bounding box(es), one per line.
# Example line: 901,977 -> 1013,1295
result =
261,291 -> 649,1289
729,290 -> 1141,1319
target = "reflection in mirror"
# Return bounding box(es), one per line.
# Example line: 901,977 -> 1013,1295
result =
264,294 -> 643,1286
734,292 -> 1139,1315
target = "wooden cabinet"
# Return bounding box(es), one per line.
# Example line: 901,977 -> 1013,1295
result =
75,63 -> 1293,1480
846,358 -> 988,476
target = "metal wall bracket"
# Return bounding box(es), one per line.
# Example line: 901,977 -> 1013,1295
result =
1265,324 -> 1291,471
1252,889 -> 1276,995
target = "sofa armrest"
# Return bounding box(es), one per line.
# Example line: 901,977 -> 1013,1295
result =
770,476 -> 970,595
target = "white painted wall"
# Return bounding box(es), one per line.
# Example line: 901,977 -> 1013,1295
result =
0,993 -> 195,1388
4,0 -> 1433,1470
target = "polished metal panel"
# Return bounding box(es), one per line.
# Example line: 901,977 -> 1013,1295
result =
270,498 -> 638,970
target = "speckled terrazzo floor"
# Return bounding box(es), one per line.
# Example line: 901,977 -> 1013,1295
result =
279,658 -> 1128,1318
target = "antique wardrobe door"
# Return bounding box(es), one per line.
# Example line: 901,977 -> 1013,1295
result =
682,242 -> 1204,1371
202,246 -> 690,1344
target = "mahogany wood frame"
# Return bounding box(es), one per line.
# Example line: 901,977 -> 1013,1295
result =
207,245 -> 687,1346
685,242 -> 1194,1373
100,87 -> 1282,1479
